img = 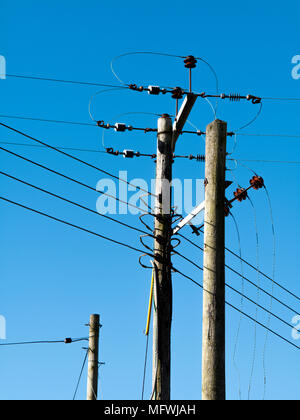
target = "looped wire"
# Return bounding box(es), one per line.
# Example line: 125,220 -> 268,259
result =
139,254 -> 154,270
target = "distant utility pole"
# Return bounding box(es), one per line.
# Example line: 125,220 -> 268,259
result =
152,114 -> 173,400
202,119 -> 227,400
87,314 -> 100,401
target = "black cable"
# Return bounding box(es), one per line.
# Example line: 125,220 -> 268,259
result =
141,334 -> 150,401
0,170 -> 153,238
0,196 -> 153,258
177,231 -> 300,303
173,250 -> 295,330
3,114 -> 300,140
0,141 -> 107,154
236,102 -> 263,131
0,337 -> 88,346
0,114 -> 95,128
6,73 -> 127,89
174,268 -> 300,351
233,158 -> 300,165
177,234 -> 299,314
0,122 -> 157,198
235,132 -> 300,139
8,73 -> 300,102
0,141 -> 204,162
73,349 -> 89,400
261,96 -> 300,101
0,145 -> 149,214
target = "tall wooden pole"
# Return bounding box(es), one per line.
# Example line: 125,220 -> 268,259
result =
87,314 -> 100,400
202,119 -> 227,400
152,114 -> 173,400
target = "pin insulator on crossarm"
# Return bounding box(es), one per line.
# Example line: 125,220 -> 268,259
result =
171,87 -> 184,99
184,55 -> 197,69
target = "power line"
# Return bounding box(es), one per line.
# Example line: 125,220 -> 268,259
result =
0,145 -> 151,214
175,234 -> 300,315
1,140 -> 299,166
2,113 -> 300,141
174,268 -> 300,352
0,114 -> 96,127
141,333 -> 150,401
235,132 -> 300,139
0,337 -> 88,346
6,74 -> 128,89
234,158 -> 300,165
0,170 -> 153,237
0,196 -> 153,258
0,122 -> 157,198
173,250 -> 296,330
177,231 -> 300,303
6,73 -> 300,102
7,189 -> 295,384
0,141 -> 205,163
0,141 -> 106,154
73,349 -> 89,401
261,96 -> 300,101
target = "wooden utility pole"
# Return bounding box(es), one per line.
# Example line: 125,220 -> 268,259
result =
87,314 -> 100,400
152,114 -> 173,400
202,119 -> 227,400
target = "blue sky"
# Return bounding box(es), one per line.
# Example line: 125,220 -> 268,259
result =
0,0 -> 299,400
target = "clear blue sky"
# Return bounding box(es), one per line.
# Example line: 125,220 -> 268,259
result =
0,0 -> 299,400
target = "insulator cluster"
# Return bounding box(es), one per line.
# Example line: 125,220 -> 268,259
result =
250,175 -> 264,189
97,121 -> 133,131
128,82 -> 262,105
225,174 -> 264,214
234,188 -> 248,202
129,84 -> 168,95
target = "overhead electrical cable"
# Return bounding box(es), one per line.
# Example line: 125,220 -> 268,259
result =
0,145 -> 149,214
174,268 -> 300,352
0,170 -> 153,237
0,196 -> 153,258
0,122 -> 157,197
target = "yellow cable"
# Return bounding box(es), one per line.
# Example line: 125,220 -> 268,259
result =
145,269 -> 154,336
